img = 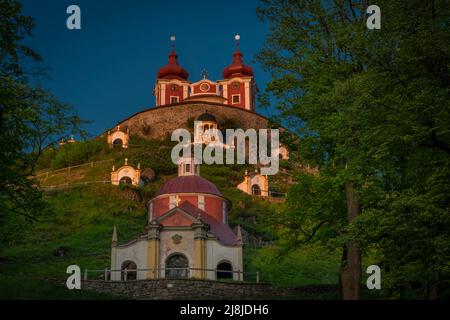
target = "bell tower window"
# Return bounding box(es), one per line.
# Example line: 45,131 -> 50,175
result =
178,156 -> 200,177
232,94 -> 240,104
170,96 -> 179,104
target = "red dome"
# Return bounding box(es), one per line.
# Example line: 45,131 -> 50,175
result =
157,50 -> 189,80
222,49 -> 253,79
155,176 -> 221,196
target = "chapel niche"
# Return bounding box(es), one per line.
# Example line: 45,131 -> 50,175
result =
107,125 -> 130,149
237,169 -> 269,197
111,158 -> 142,186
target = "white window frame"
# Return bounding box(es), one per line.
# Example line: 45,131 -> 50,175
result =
231,94 -> 241,104
198,195 -> 205,210
169,195 -> 176,209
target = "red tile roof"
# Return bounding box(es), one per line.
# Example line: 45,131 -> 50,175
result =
178,201 -> 237,246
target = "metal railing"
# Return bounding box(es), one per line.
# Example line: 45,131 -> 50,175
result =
268,190 -> 287,198
34,159 -> 114,178
39,180 -> 112,190
83,267 -> 260,283
252,189 -> 287,199
38,179 -> 140,190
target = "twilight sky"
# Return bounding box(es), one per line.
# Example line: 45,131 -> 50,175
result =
21,0 -> 275,137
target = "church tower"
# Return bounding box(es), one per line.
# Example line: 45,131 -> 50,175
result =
153,35 -> 255,111
178,156 -> 200,176
218,35 -> 255,111
154,36 -> 190,106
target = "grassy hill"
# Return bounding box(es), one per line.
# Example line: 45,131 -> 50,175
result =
0,136 -> 340,299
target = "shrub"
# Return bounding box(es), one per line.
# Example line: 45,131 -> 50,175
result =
50,139 -> 106,169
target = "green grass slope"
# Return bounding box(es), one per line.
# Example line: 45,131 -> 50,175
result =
0,136 -> 340,299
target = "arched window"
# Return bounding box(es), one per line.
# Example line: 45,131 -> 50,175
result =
121,260 -> 137,281
252,184 -> 261,196
216,261 -> 233,280
119,176 -> 132,185
113,138 -> 123,147
166,253 -> 189,279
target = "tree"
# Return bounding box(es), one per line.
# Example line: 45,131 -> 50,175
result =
257,0 -> 450,299
0,0 -> 86,221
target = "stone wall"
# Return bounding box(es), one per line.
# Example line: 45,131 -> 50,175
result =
110,102 -> 272,140
82,278 -> 274,300
82,279 -> 339,300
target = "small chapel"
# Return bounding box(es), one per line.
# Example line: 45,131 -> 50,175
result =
110,157 -> 243,281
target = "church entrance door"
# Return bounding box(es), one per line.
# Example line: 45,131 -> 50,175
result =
165,254 -> 189,279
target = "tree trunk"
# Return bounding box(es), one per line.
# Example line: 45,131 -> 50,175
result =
428,272 -> 439,300
340,182 -> 362,300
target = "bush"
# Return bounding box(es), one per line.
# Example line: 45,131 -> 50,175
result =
36,147 -> 57,171
50,139 -> 106,169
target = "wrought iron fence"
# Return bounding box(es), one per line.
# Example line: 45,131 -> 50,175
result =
83,267 -> 260,283
39,180 -> 112,190
35,159 -> 114,178
252,189 -> 287,199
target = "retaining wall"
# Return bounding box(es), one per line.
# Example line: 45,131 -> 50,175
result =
82,279 -> 338,300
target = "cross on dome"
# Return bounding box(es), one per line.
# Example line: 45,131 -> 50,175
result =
156,35 -> 189,80
222,34 -> 254,79
170,35 -> 176,50
201,68 -> 209,79
235,34 -> 240,48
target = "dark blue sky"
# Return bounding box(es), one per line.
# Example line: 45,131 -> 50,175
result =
21,0 -> 276,137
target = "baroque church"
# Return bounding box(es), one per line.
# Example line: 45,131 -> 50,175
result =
108,36 -> 287,281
